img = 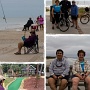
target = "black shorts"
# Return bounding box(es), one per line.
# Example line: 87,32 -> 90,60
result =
52,13 -> 60,24
49,75 -> 69,81
71,15 -> 78,20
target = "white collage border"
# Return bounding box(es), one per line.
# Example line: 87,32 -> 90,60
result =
1,0 -> 90,90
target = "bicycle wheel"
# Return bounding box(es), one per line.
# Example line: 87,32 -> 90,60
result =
68,14 -> 72,23
80,15 -> 89,24
59,19 -> 70,32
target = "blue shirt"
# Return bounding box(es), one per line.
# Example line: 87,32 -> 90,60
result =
53,4 -> 61,14
71,5 -> 78,16
80,61 -> 84,72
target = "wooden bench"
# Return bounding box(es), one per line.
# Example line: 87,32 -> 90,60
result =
46,66 -> 88,90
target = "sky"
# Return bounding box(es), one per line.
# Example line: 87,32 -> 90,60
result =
46,0 -> 90,7
46,35 -> 90,59
46,0 -> 89,1
0,0 -> 44,18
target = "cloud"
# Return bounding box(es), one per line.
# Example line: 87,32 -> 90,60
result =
0,0 -> 44,17
46,35 -> 90,59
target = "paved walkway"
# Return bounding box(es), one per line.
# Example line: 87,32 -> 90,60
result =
46,15 -> 90,34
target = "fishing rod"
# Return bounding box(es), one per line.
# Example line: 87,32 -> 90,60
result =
0,0 -> 7,23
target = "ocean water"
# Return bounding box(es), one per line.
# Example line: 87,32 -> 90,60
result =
47,57 -> 90,65
0,17 -> 38,30
66,57 -> 90,65
0,0 -> 44,30
46,0 -> 90,7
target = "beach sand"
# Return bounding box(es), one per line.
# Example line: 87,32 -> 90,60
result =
0,28 -> 44,62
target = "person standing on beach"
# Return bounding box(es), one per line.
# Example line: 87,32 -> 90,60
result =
48,49 -> 69,90
39,15 -> 44,30
36,16 -> 40,31
0,75 -> 5,90
52,0 -> 61,29
72,50 -> 90,90
71,1 -> 79,29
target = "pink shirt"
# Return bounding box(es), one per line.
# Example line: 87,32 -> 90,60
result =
39,17 -> 44,25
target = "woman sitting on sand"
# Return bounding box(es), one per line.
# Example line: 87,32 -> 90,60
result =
14,31 -> 37,55
72,50 -> 90,90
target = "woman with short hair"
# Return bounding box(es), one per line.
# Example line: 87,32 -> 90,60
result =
72,50 -> 90,90
52,0 -> 61,29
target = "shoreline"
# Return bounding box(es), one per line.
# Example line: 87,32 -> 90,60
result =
0,27 -> 23,31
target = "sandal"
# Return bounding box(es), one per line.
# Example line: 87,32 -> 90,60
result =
14,52 -> 21,55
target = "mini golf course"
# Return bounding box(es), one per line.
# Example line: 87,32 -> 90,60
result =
8,77 -> 24,90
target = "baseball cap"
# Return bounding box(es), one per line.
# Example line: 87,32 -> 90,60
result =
0,75 -> 5,81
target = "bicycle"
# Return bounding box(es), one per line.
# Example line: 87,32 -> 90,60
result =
80,9 -> 90,24
68,13 -> 73,23
80,13 -> 90,24
59,13 -> 70,32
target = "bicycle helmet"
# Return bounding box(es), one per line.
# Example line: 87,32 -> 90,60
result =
85,7 -> 89,12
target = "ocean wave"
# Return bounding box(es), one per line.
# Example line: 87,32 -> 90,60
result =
47,57 -> 90,65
